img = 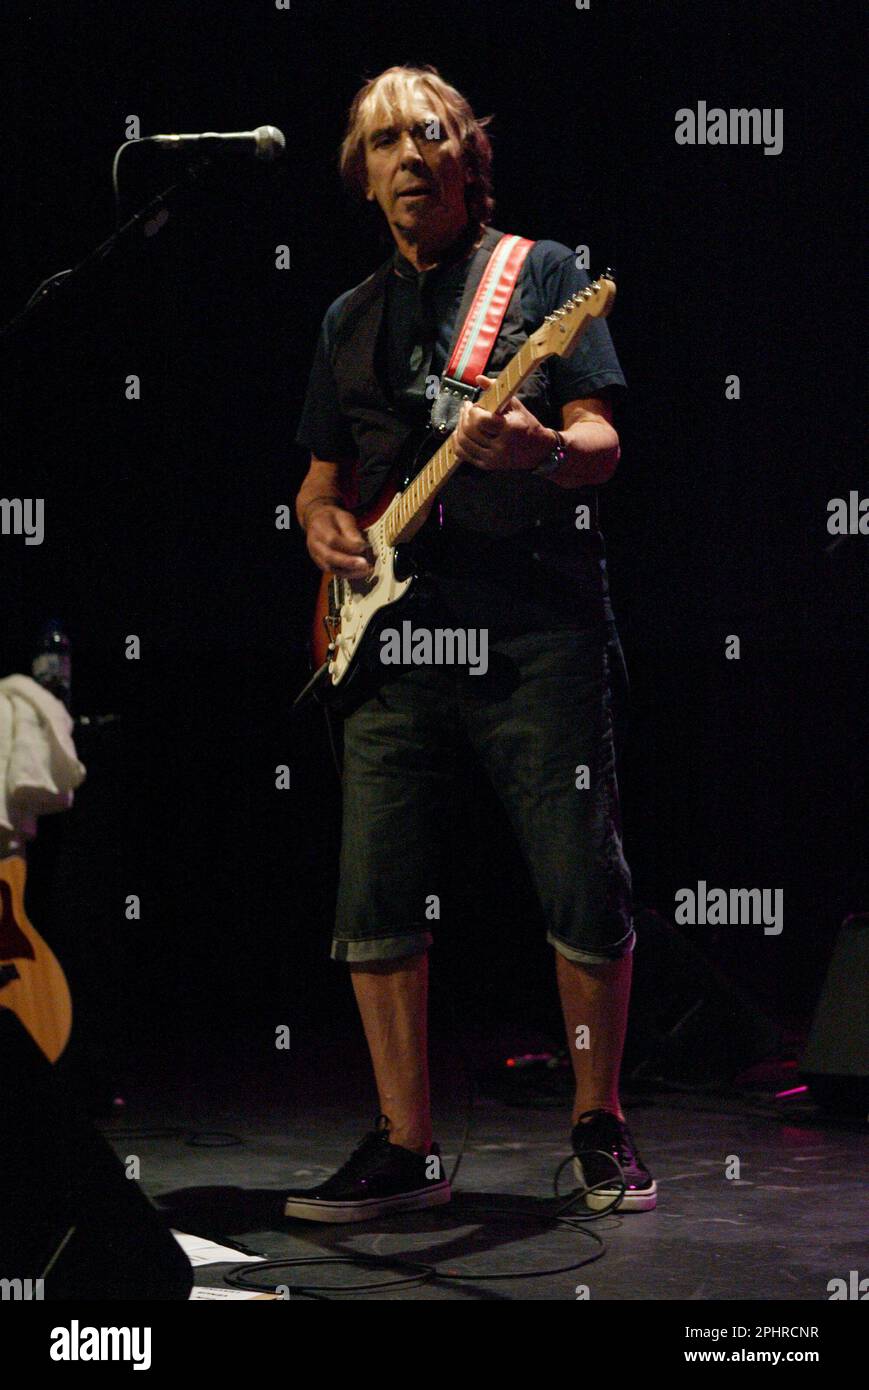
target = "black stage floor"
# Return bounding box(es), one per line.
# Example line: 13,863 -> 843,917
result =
88,1034 -> 867,1303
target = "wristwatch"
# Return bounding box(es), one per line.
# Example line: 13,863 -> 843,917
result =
532,428 -> 567,479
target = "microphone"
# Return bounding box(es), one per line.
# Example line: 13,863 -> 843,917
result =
144,125 -> 286,161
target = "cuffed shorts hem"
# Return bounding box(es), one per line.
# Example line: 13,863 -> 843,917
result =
331,931 -> 433,964
547,924 -> 636,965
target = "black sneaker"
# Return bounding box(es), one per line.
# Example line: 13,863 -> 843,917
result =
571,1108 -> 657,1212
283,1115 -> 451,1222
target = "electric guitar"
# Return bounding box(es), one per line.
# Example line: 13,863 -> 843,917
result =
306,272 -> 616,702
0,852 -> 72,1062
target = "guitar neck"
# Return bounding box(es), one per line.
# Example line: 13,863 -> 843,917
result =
379,275 -> 615,546
382,335 -> 543,547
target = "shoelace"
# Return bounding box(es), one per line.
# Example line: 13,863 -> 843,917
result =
331,1115 -> 392,1179
574,1109 -> 639,1165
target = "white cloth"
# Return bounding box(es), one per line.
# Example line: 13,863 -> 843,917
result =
0,674 -> 86,856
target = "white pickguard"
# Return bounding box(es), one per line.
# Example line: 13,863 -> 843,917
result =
327,516 -> 413,686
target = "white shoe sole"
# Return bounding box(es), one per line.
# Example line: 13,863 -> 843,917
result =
573,1157 -> 658,1211
283,1181 -> 451,1223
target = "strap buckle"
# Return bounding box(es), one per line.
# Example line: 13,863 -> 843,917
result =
429,375 -> 480,434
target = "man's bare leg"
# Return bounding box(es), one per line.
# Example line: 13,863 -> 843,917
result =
556,951 -> 633,1125
349,952 -> 431,1154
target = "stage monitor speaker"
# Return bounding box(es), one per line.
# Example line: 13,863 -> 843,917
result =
800,912 -> 869,1117
0,1008 -> 193,1300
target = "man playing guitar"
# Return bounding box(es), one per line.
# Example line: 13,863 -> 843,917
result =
287,64 -> 656,1220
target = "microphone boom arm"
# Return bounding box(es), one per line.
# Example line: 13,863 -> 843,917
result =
2,148 -> 216,346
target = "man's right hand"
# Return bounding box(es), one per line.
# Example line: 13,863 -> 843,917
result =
304,503 -> 374,577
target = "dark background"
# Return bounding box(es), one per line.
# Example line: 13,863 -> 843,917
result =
1,1 -> 864,1095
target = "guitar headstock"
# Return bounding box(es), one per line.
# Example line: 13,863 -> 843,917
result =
528,270 -> 616,362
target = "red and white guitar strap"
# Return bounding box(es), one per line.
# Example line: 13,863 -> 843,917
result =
443,233 -> 535,390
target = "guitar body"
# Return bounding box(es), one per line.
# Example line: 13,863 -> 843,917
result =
0,853 -> 72,1063
310,429 -> 440,700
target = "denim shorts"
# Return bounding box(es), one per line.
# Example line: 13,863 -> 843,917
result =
333,622 -> 635,965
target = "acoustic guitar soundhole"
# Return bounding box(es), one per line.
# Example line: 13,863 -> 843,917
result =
0,962 -> 21,989
0,880 -> 36,961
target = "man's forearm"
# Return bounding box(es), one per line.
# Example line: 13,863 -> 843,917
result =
297,492 -> 342,531
548,420 -> 621,488
295,462 -> 343,529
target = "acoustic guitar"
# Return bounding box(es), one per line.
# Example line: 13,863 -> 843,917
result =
0,852 -> 72,1062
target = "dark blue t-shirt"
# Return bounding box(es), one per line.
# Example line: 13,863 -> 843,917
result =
297,237 -> 625,458
295,233 -> 627,634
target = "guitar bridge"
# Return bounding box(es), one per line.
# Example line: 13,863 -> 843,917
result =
323,576 -> 344,650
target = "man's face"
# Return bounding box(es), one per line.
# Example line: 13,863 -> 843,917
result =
362,83 -> 471,247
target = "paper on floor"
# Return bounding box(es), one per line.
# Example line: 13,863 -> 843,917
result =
171,1231 -> 265,1267
190,1286 -> 278,1300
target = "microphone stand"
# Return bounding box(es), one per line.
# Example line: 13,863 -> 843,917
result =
0,152 -> 216,346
